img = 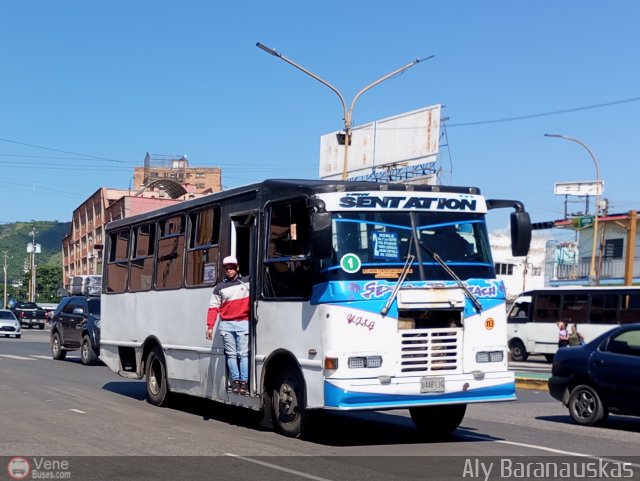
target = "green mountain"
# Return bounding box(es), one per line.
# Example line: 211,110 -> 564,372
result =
0,221 -> 70,282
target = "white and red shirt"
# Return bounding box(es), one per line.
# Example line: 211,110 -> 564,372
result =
207,275 -> 250,329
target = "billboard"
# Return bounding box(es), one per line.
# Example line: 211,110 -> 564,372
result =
554,181 -> 604,196
319,104 -> 441,180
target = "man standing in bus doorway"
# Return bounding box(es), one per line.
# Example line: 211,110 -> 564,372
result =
205,256 -> 250,395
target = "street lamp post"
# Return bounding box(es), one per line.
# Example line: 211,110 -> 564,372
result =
544,134 -> 602,285
256,42 -> 432,180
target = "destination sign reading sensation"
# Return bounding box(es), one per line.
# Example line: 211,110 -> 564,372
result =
316,192 -> 487,213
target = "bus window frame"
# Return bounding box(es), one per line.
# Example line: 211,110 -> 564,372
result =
185,206 -> 221,287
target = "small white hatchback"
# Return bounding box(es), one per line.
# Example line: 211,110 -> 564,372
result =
0,309 -> 21,338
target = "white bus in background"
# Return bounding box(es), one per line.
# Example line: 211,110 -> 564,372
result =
507,286 -> 640,362
100,179 -> 531,438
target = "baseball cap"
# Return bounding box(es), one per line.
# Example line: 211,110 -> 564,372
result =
222,255 -> 238,266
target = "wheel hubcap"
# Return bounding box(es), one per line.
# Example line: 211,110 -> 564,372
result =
575,391 -> 595,418
278,382 -> 298,420
149,361 -> 160,394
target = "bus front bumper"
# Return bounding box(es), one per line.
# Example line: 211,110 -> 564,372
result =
323,371 -> 515,410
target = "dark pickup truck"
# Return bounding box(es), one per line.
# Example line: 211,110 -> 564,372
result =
12,301 -> 47,329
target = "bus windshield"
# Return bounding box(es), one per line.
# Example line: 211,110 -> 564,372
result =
319,211 -> 494,282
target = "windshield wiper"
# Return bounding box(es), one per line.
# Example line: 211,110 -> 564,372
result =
410,212 -> 482,314
380,254 -> 415,317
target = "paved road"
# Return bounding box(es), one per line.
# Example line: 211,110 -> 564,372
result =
2,329 -> 640,480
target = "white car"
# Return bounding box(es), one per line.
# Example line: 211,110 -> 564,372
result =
0,309 -> 21,338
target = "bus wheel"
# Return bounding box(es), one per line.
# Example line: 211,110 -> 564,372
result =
509,339 -> 528,362
271,366 -> 307,438
409,404 -> 466,437
146,346 -> 170,406
544,354 -> 555,363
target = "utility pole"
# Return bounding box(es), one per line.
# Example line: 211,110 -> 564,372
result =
27,227 -> 40,302
3,251 -> 8,308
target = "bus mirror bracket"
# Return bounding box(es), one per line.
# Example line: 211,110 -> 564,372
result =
308,198 -> 332,258
308,198 -> 331,232
487,199 -> 532,257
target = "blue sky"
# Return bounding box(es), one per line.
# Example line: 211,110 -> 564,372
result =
1,1 -> 638,233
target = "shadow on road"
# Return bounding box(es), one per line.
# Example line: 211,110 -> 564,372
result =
101,380 -> 502,446
537,415 -> 640,434
102,381 -> 147,401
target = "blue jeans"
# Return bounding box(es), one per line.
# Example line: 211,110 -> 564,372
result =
218,320 -> 249,382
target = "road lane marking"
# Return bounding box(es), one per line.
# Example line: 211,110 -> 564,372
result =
460,433 -> 640,468
70,409 -> 86,414
0,354 -> 35,360
224,453 -> 335,481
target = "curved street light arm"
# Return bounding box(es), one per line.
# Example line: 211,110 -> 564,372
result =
257,42 -> 434,180
256,43 -> 348,127
348,55 -> 434,126
544,133 -> 602,284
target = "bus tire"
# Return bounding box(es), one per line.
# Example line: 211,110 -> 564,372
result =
544,354 -> 555,363
51,332 -> 66,360
270,365 -> 307,438
509,339 -> 528,362
146,346 -> 170,406
410,404 -> 466,437
80,335 -> 98,365
568,384 -> 607,426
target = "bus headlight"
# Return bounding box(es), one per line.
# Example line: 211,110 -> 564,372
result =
476,351 -> 503,363
348,356 -> 383,369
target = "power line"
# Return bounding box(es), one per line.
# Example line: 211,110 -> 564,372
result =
0,137 -> 135,164
446,96 -> 640,127
0,180 -> 86,197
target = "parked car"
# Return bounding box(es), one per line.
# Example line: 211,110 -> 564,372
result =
50,296 -> 101,365
548,323 -> 640,426
11,301 -> 47,329
0,309 -> 21,338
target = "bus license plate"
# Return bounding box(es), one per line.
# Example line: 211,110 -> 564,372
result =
420,377 -> 445,393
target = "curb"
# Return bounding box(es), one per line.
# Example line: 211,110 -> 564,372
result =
516,377 -> 549,391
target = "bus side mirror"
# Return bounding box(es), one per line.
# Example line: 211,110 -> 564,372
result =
309,198 -> 332,258
510,211 -> 532,257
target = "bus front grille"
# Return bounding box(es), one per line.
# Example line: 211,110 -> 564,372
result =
400,328 -> 460,373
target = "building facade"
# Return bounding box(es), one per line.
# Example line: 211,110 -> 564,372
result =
490,231 -> 548,300
546,210 -> 640,286
61,186 -> 205,288
133,153 -> 222,195
61,153 -> 223,288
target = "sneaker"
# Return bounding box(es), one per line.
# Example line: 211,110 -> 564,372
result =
231,380 -> 241,394
239,381 -> 248,395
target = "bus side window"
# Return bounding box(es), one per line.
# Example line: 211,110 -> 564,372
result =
620,293 -> 640,324
590,293 -> 619,324
508,302 -> 529,319
156,215 -> 186,290
263,201 -> 312,298
533,294 -> 560,323
106,229 -> 129,293
560,294 -> 589,324
186,207 -> 220,286
130,223 -> 156,292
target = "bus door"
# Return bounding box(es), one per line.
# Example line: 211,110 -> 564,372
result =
229,212 -> 257,395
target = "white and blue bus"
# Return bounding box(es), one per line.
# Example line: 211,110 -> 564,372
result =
100,179 -> 531,438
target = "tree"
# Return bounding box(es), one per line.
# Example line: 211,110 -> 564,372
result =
34,264 -> 63,302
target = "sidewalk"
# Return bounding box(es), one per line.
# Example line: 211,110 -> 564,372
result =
515,371 -> 550,391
